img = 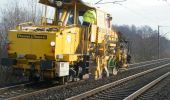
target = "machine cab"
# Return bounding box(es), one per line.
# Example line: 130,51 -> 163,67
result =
39,0 -> 113,29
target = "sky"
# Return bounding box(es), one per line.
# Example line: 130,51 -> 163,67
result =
84,0 -> 170,39
0,0 -> 170,38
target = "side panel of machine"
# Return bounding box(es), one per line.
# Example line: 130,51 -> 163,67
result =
8,31 -> 56,59
56,62 -> 69,77
55,26 -> 84,61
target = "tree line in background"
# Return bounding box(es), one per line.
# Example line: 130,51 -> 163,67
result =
0,0 -> 41,58
114,25 -> 170,62
0,0 -> 41,85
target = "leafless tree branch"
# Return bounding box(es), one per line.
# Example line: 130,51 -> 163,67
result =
95,0 -> 103,4
95,0 -> 126,4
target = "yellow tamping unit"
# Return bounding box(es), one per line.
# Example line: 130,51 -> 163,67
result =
1,0 -> 129,83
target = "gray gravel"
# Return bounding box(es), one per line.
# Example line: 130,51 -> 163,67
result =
23,60 -> 170,100
136,75 -> 170,100
85,65 -> 170,100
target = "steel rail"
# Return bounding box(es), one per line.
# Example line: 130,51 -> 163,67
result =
0,58 -> 168,92
2,59 -> 169,100
124,71 -> 170,100
5,80 -> 84,100
129,58 -> 169,66
0,82 -> 33,94
126,59 -> 168,70
66,63 -> 170,100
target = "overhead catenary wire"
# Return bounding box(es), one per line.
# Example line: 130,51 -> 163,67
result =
131,1 -> 167,24
159,26 -> 170,37
95,3 -> 159,26
95,0 -> 103,4
95,0 -> 170,39
161,31 -> 170,37
95,0 -> 127,4
96,0 -> 170,28
158,26 -> 170,34
116,3 -> 159,25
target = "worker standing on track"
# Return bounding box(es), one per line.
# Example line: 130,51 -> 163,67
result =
83,9 -> 96,27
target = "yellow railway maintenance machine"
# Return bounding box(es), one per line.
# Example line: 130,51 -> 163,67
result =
1,0 -> 129,83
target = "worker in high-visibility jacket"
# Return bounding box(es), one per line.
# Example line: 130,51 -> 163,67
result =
83,9 -> 96,27
108,55 -> 118,75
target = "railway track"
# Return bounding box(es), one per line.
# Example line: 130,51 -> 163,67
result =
66,63 -> 170,100
124,72 -> 170,100
0,81 -> 57,100
129,58 -> 169,68
0,82 -> 33,95
136,73 -> 170,100
0,58 -> 169,100
0,78 -> 86,100
124,58 -> 169,70
1,80 -> 86,100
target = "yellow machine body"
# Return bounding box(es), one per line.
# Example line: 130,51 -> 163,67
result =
8,31 -> 55,59
2,0 -> 129,81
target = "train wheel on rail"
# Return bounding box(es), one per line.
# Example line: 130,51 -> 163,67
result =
28,72 -> 40,82
59,76 -> 68,85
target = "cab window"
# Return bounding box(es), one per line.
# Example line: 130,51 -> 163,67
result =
78,11 -> 85,25
67,10 -> 74,25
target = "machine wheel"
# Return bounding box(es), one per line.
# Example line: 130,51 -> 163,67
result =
59,77 -> 67,85
28,74 -> 33,81
68,75 -> 74,82
28,73 -> 40,82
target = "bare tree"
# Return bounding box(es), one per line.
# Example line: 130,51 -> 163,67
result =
114,25 -> 170,63
26,0 -> 42,24
0,0 -> 42,86
0,0 -> 42,46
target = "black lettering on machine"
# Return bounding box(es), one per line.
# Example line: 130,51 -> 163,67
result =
17,34 -> 47,39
